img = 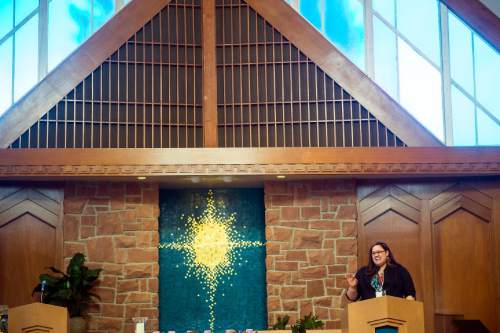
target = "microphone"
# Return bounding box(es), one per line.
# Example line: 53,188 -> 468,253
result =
40,280 -> 47,303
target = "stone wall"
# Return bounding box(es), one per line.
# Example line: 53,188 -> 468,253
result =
264,180 -> 358,329
62,180 -> 357,332
63,182 -> 160,333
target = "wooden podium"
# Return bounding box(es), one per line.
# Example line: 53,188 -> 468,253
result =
8,303 -> 69,333
347,296 -> 424,333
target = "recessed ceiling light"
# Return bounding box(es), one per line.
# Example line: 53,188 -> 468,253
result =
276,175 -> 286,179
137,176 -> 147,180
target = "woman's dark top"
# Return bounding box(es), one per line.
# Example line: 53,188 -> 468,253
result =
352,264 -> 416,300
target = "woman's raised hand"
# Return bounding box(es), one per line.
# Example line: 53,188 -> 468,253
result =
346,273 -> 358,288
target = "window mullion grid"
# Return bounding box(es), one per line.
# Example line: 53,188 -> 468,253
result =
393,0 -> 401,101
320,0 -> 326,34
471,29 -> 479,145
91,0 -> 95,33
39,0 -> 49,80
439,2 -> 453,145
11,1 -> 15,105
364,0 -> 374,77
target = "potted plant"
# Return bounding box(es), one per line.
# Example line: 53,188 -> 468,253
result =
291,313 -> 324,333
272,315 -> 290,330
32,253 -> 102,333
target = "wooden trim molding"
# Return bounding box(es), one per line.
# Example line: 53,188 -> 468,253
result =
0,0 -> 174,148
244,0 -> 442,147
442,0 -> 500,50
0,148 -> 499,178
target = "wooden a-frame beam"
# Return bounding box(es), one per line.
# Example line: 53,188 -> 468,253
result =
245,0 -> 442,147
0,0 -> 173,148
3,0 -> 496,149
443,0 -> 500,50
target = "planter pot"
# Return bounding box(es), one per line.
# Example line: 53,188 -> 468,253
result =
70,316 -> 87,333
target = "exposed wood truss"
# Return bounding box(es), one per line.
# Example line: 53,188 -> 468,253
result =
245,0 -> 442,146
0,0 -> 173,148
443,0 -> 500,50
1,0 -> 441,149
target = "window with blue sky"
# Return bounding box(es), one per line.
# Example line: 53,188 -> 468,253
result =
287,0 -> 499,146
299,0 -> 365,68
0,0 -> 122,117
1,0 -> 498,146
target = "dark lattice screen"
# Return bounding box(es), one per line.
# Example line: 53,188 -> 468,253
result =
215,0 -> 405,147
11,0 -> 203,148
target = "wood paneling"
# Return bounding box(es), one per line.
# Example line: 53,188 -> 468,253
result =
0,187 -> 63,307
362,211 -> 423,299
358,180 -> 500,333
434,209 -> 496,332
9,303 -> 69,333
431,183 -> 492,223
358,185 -> 423,304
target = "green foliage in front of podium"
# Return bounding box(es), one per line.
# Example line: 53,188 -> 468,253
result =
32,253 -> 102,317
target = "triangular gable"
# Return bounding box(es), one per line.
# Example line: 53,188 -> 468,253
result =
245,0 -> 441,146
0,0 -> 173,148
213,0 -> 405,148
1,0 -> 441,148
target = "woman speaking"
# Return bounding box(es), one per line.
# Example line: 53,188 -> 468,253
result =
346,241 -> 416,301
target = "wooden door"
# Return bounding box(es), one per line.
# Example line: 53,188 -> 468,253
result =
0,187 -> 63,307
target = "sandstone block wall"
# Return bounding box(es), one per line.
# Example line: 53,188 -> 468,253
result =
63,182 -> 159,333
62,180 -> 358,332
264,180 -> 358,329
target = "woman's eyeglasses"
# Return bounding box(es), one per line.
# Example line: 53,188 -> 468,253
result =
371,250 -> 387,256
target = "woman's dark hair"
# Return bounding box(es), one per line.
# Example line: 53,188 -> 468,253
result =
365,241 -> 399,275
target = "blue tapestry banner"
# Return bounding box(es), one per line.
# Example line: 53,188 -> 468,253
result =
159,189 -> 267,333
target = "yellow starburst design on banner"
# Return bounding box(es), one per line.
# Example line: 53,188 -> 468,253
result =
159,190 -> 264,331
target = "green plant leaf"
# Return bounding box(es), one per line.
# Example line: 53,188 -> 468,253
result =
32,252 -> 101,317
272,315 -> 290,329
46,266 -> 67,277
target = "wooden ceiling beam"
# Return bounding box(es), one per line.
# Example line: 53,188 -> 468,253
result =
245,0 -> 442,147
0,0 -> 173,148
0,148 -> 498,178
